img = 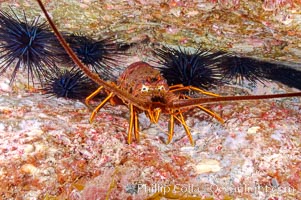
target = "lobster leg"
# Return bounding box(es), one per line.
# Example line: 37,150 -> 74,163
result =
169,84 -> 224,123
128,106 -> 140,143
147,109 -> 161,123
196,105 -> 224,123
178,112 -> 194,146
89,92 -> 114,123
85,86 -> 104,106
183,95 -> 224,123
128,104 -> 135,144
168,112 -> 194,145
134,107 -> 140,142
167,113 -> 175,144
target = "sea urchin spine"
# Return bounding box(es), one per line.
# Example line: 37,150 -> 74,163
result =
154,46 -> 226,90
219,55 -> 301,89
62,34 -> 126,81
218,55 -> 269,84
43,66 -> 99,100
0,8 -> 62,86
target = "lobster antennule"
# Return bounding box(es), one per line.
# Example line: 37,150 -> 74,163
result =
171,92 -> 301,109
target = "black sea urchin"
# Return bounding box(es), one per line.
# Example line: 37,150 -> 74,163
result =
154,46 -> 226,89
260,63 -> 301,90
219,55 -> 301,90
0,9 -> 61,86
62,34 -> 125,81
218,55 -> 268,84
43,66 -> 98,99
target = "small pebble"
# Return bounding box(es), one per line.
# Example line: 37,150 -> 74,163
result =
247,126 -> 260,134
26,129 -> 43,137
194,159 -> 221,174
21,164 -> 38,174
34,143 -> 46,152
0,79 -> 11,92
23,144 -> 34,153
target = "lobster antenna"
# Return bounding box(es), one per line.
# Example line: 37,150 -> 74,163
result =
35,0 -> 148,109
172,92 -> 301,109
36,0 -> 97,84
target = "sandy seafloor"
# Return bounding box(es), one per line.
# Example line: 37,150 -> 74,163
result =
1,0 -> 301,200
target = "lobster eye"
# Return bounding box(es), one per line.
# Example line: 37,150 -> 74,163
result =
157,85 -> 165,92
141,84 -> 149,92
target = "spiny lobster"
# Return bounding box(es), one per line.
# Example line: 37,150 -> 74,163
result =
36,0 -> 301,145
